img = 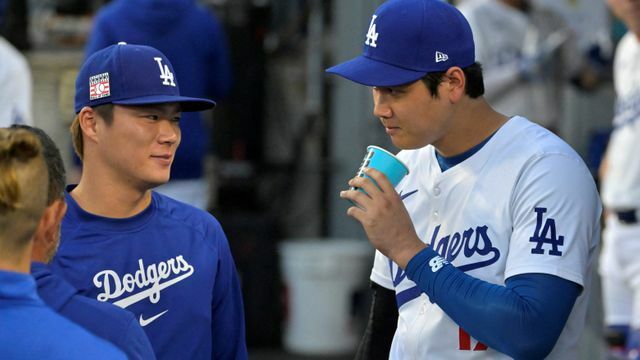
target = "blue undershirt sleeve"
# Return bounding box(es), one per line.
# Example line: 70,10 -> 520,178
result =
405,247 -> 582,360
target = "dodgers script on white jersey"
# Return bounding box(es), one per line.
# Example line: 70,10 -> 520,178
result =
371,117 -> 600,359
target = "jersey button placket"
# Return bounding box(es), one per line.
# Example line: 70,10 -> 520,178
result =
430,183 -> 442,221
419,301 -> 427,315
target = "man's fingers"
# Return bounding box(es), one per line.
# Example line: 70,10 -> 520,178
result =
363,167 -> 395,193
340,185 -> 370,206
345,204 -> 366,221
339,190 -> 367,221
348,174 -> 380,196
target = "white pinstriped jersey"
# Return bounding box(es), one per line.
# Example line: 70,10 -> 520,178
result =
601,32 -> 640,209
457,0 -> 581,130
598,32 -> 640,331
0,37 -> 32,127
371,117 -> 601,359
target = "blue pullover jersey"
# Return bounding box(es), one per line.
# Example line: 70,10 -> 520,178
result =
0,270 -> 126,359
50,188 -> 248,360
32,261 -> 156,360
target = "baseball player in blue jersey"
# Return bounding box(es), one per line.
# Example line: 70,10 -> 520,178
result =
328,0 -> 601,359
11,124 -> 155,360
49,42 -> 248,359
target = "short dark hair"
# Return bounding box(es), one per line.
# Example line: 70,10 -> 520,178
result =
421,62 -> 485,99
70,103 -> 113,161
11,125 -> 66,204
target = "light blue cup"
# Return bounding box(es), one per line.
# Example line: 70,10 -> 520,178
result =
352,145 -> 409,193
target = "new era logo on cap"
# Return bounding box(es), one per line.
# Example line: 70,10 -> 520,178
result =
75,42 -> 216,114
435,51 -> 449,63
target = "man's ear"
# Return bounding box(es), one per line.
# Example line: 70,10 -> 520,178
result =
443,66 -> 466,103
31,199 -> 67,263
46,199 -> 67,239
78,106 -> 100,143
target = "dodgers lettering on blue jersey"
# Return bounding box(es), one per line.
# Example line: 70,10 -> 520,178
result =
93,255 -> 194,308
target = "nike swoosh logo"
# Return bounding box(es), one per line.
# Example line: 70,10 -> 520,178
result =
139,310 -> 168,327
400,189 -> 418,200
112,267 -> 194,309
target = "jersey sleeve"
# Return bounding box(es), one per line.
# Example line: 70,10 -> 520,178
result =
370,249 -> 394,290
506,152 -> 601,286
123,315 -> 157,360
209,220 -> 248,359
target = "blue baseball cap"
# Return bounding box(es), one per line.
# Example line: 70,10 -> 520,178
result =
74,42 -> 216,114
326,0 -> 475,87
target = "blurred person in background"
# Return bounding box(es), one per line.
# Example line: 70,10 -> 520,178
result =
0,0 -> 33,127
532,0 -> 612,60
0,127 -> 125,360
11,124 -> 156,360
81,0 -> 233,210
598,0 -> 640,359
457,0 -> 594,134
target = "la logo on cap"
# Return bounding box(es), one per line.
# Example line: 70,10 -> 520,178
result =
365,15 -> 379,48
154,57 -> 176,87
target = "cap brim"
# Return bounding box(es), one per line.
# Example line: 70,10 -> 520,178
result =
326,55 -> 427,87
113,95 -> 216,112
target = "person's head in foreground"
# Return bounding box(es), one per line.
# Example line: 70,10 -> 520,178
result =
11,124 -> 66,264
0,128 -> 48,271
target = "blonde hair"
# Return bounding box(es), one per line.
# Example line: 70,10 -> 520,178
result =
0,128 -> 49,253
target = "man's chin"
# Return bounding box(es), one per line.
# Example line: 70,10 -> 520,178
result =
146,176 -> 171,190
390,138 -> 425,151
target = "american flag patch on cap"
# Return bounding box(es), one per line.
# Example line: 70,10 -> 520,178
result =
89,72 -> 110,100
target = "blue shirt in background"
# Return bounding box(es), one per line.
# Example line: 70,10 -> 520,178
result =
0,270 -> 126,360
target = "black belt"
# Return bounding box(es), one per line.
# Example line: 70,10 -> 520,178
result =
615,209 -> 638,224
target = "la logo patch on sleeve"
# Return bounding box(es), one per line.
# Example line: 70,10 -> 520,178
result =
529,207 -> 564,256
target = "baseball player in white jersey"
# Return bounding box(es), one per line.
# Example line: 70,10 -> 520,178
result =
456,0 -> 583,132
598,0 -> 640,357
327,0 -> 601,359
0,36 -> 33,127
